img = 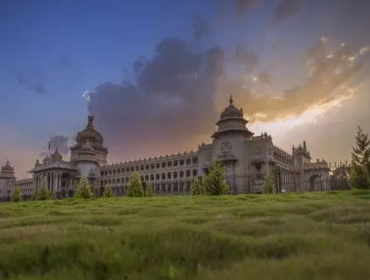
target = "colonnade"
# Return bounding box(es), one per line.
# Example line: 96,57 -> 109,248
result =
33,171 -> 72,193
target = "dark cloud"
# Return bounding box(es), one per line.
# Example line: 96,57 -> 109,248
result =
39,135 -> 69,158
272,0 -> 301,25
232,45 -> 259,73
192,14 -> 210,41
87,38 -> 226,157
16,71 -> 48,95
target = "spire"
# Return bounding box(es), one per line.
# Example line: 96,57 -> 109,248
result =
87,115 -> 94,128
229,95 -> 233,106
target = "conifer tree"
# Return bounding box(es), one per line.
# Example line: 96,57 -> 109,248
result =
74,177 -> 93,199
38,178 -> 52,200
145,181 -> 154,197
191,178 -> 203,196
203,159 -> 229,195
31,191 -> 39,201
352,126 -> 370,166
11,186 -> 23,202
349,126 -> 370,189
103,183 -> 113,197
127,172 -> 144,197
262,173 -> 276,194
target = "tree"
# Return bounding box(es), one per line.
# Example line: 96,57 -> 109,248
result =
145,181 -> 154,197
127,172 -> 144,197
38,178 -> 52,200
191,178 -> 203,196
103,183 -> 113,197
349,126 -> 370,189
352,126 -> 370,165
74,177 -> 93,199
262,173 -> 276,194
11,186 -> 23,202
203,160 -> 229,195
31,191 -> 39,201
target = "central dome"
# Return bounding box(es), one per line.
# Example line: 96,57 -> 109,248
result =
219,96 -> 244,120
75,116 -> 104,145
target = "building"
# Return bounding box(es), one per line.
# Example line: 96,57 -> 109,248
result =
0,96 -> 331,199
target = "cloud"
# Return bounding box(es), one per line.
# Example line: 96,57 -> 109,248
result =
192,14 -> 210,41
272,0 -> 301,25
218,37 -> 369,122
87,37 -> 226,158
16,71 -> 48,95
39,135 -> 69,158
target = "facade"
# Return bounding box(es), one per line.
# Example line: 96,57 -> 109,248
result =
0,96 -> 331,199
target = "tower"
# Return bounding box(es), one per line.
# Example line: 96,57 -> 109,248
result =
70,115 -> 109,165
0,160 -> 16,199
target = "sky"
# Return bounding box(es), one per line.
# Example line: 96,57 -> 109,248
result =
0,0 -> 369,178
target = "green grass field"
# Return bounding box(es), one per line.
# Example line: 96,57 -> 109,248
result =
1,190 -> 370,280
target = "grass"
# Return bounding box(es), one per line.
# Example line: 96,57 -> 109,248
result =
1,190 -> 370,279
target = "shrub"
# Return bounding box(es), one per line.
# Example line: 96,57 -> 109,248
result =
103,184 -> 113,197
263,173 -> 276,194
31,191 -> 39,201
145,181 -> 154,197
349,164 -> 370,189
37,178 -> 52,200
203,160 -> 229,195
11,186 -> 23,202
191,178 -> 203,196
127,172 -> 144,197
74,177 -> 93,199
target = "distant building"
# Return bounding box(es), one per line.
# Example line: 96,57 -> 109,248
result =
1,96 -> 331,199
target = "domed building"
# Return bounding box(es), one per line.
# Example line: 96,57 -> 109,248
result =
3,97 -> 333,199
70,115 -> 108,165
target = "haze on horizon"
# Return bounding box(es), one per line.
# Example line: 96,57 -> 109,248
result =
0,0 -> 369,178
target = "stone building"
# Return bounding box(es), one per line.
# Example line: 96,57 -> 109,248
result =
3,96 -> 331,198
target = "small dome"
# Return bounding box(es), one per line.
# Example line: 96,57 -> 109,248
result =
51,148 -> 62,161
75,115 -> 104,145
1,160 -> 13,172
219,95 -> 244,119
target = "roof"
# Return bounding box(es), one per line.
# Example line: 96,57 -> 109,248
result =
75,115 -> 104,145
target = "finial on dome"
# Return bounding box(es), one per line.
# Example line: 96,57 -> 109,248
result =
229,95 -> 233,105
87,115 -> 94,128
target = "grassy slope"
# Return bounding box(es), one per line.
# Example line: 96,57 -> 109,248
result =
1,191 -> 370,280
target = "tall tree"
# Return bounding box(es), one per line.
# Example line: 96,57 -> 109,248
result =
349,126 -> 370,189
352,126 -> 370,166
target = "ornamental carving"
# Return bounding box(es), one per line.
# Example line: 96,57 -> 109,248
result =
221,141 -> 232,153
206,153 -> 212,161
254,147 -> 262,155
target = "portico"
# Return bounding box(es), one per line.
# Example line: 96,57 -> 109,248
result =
29,149 -> 77,193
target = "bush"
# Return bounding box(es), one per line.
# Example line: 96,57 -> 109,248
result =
262,173 -> 276,194
74,177 -> 93,199
31,191 -> 39,201
103,184 -> 113,197
37,178 -> 52,200
145,181 -> 154,197
11,186 -> 23,202
127,172 -> 144,197
349,164 -> 370,189
191,178 -> 204,196
203,160 -> 229,195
